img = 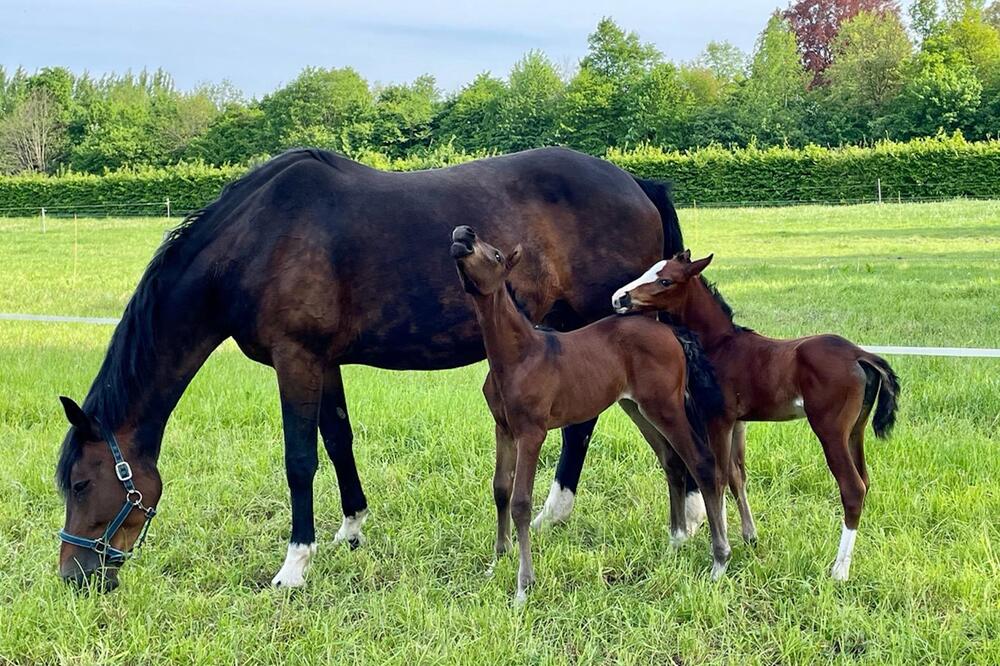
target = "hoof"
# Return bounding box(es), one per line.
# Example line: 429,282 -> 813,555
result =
531,482 -> 575,531
711,559 -> 729,581
334,510 -> 369,548
271,542 -> 316,589
831,560 -> 852,581
670,529 -> 689,549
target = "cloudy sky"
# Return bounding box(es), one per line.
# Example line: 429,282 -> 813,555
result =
3,1 -> 784,98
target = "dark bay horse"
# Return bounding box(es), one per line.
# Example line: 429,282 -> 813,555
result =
612,252 -> 900,580
450,227 -> 730,602
55,146 -> 683,590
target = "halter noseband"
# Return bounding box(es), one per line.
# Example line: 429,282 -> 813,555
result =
58,426 -> 157,565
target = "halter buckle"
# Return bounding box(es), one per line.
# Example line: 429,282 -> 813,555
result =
115,461 -> 133,482
92,538 -> 108,555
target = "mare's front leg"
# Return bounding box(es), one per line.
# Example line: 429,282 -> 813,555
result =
532,418 -> 598,530
271,347 -> 323,588
319,366 -> 368,549
510,425 -> 547,604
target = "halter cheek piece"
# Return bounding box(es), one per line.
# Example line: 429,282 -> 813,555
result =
58,426 -> 157,565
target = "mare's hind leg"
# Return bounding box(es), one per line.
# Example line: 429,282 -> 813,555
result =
729,421 -> 757,544
804,379 -> 867,581
319,366 -> 368,549
532,418 -> 597,530
638,396 -> 731,579
271,347 -> 324,588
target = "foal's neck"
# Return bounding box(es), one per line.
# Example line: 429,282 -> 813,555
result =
471,285 -> 540,371
679,277 -> 738,350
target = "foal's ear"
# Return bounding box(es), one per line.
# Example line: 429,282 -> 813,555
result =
506,244 -> 523,270
686,254 -> 714,277
59,396 -> 100,441
675,249 -> 692,263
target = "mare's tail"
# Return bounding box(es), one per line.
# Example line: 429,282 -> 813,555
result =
858,354 -> 900,439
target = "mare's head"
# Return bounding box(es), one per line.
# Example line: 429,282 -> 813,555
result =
612,250 -> 713,315
450,226 -> 522,296
55,397 -> 162,592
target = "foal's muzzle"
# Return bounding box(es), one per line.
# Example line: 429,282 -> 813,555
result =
613,291 -> 632,314
450,225 -> 476,258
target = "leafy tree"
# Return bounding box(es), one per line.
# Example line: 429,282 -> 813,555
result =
909,0 -> 942,40
888,48 -> 982,136
494,51 -> 563,152
558,66 -> 620,153
581,17 -> 661,79
259,67 -> 375,154
371,75 -> 439,158
739,13 -> 812,145
824,11 -> 913,140
0,88 -> 65,173
784,0 -> 902,85
697,41 -> 749,88
187,105 -> 271,164
435,73 -> 506,152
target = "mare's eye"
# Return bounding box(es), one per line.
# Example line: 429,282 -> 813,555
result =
659,279 -> 672,287
495,251 -> 502,263
72,479 -> 91,495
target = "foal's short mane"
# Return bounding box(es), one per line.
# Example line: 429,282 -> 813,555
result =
699,276 -> 753,333
57,149 -> 344,493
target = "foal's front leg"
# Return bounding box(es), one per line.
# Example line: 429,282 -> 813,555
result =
510,426 -> 546,604
271,348 -> 323,588
490,422 -> 516,571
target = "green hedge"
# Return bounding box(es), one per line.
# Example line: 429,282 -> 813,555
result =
611,134 -> 1000,206
3,135 -> 1000,216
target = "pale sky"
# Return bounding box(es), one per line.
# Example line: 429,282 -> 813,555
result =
2,1 -> 784,98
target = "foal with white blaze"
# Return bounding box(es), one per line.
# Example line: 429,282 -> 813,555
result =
451,226 -> 730,603
613,251 -> 900,580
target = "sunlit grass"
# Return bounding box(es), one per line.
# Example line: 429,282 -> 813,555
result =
0,201 -> 998,663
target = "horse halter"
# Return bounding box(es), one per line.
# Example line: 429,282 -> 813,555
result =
58,426 -> 157,565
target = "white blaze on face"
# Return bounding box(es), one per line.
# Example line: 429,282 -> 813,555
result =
831,523 -> 858,581
271,542 -> 316,588
612,260 -> 667,313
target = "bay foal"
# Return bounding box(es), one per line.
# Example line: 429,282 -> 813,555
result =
613,252 -> 900,580
450,227 -> 730,602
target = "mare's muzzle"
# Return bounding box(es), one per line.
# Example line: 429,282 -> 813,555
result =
450,225 -> 476,259
60,550 -> 121,593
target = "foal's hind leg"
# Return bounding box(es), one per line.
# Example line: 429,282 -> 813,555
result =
510,426 -> 547,604
729,421 -> 757,544
319,367 -> 368,549
638,396 -> 731,579
805,382 -> 867,581
491,422 -> 516,569
618,399 -> 689,546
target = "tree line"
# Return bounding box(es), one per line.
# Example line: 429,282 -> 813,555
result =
3,0 -> 1000,175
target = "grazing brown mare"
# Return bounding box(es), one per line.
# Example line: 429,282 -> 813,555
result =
450,227 -> 731,603
54,147 -> 684,592
612,252 -> 900,580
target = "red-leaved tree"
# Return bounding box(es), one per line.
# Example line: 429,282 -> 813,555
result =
783,0 -> 901,86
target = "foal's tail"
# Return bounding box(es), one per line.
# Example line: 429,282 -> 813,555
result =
674,327 -> 725,447
859,354 -> 901,439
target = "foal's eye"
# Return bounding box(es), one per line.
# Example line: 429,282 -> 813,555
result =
495,251 -> 502,263
72,479 -> 91,495
659,279 -> 673,287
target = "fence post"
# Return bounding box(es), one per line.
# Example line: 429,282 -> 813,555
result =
165,197 -> 171,218
877,178 -> 882,204
41,207 -> 46,232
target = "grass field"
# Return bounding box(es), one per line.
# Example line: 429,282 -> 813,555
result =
1,201 -> 998,664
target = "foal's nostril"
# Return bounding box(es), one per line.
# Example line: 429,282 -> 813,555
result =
614,292 -> 632,311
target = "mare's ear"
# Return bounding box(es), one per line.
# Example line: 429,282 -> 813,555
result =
59,396 -> 100,441
675,249 -> 692,262
686,254 -> 714,277
506,244 -> 523,270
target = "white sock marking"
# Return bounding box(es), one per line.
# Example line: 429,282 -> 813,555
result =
531,481 -> 575,530
831,523 -> 857,581
271,542 -> 316,588
684,491 -> 707,536
334,509 -> 369,547
612,260 -> 667,312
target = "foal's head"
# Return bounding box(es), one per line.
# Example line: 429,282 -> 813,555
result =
450,226 -> 522,296
612,250 -> 713,314
56,397 -> 162,592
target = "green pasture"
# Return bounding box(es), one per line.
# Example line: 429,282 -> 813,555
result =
0,201 -> 997,664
